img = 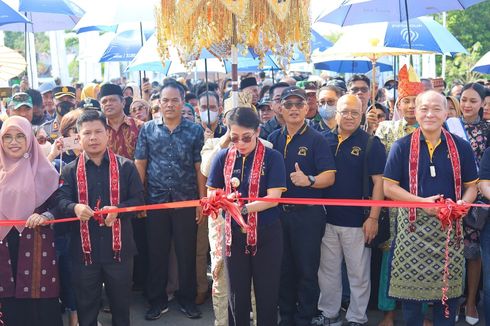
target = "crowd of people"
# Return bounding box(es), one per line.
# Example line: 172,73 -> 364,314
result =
0,66 -> 490,326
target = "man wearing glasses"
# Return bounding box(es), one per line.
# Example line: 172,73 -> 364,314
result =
268,86 -> 336,326
259,82 -> 290,139
314,95 -> 386,326
347,75 -> 378,135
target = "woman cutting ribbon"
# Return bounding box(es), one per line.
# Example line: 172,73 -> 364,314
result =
206,107 -> 286,326
0,116 -> 62,326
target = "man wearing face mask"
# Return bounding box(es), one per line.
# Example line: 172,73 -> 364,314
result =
198,91 -> 226,142
26,89 -> 46,126
313,85 -> 343,133
41,86 -> 77,142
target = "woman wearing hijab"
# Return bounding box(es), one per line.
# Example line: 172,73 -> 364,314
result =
0,116 -> 62,325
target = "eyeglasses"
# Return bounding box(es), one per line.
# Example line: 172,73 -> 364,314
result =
282,101 -> 305,110
230,134 -> 254,144
337,110 -> 361,118
349,87 -> 369,94
377,114 -> 386,119
319,100 -> 336,106
2,133 -> 26,144
259,106 -> 272,112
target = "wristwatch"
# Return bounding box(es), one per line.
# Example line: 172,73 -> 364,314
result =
308,175 -> 316,186
241,205 -> 249,215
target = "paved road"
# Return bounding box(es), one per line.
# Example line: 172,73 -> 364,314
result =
65,291 -> 485,326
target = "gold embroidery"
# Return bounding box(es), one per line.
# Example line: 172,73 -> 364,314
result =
298,146 -> 308,156
351,146 -> 361,156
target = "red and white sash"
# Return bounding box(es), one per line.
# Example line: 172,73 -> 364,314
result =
76,150 -> 122,265
223,141 -> 265,256
408,128 -> 462,231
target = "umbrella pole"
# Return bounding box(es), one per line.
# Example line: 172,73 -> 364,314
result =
272,66 -> 275,83
139,22 -> 146,95
231,13 -> 239,109
404,0 -> 414,66
205,58 -> 211,129
371,58 -> 376,107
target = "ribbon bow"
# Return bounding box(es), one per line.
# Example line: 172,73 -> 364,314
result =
200,189 -> 250,231
436,197 -> 468,318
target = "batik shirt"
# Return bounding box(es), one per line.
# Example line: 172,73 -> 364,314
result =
135,118 -> 204,203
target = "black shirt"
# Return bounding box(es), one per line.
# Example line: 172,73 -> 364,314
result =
55,151 -> 144,264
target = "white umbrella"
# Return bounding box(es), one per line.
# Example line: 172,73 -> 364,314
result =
0,45 -> 27,82
322,36 -> 432,104
472,51 -> 490,74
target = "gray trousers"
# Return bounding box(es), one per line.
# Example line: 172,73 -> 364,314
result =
318,224 -> 371,324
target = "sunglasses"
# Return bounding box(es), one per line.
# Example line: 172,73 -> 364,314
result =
282,101 -> 305,110
230,134 -> 254,144
12,93 -> 30,102
349,87 -> 369,94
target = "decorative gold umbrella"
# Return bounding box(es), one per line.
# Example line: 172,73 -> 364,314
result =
155,0 -> 311,106
0,46 -> 26,82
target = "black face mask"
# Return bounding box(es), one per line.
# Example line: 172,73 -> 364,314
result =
57,101 -> 75,117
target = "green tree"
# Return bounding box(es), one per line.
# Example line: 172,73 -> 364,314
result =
445,42 -> 484,84
445,1 -> 490,55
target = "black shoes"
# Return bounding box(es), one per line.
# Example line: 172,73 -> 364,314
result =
145,304 -> 169,320
179,302 -> 202,319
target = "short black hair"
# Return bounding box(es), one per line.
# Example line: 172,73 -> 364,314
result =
319,85 -> 343,98
160,81 -> 186,100
197,91 -> 220,104
227,107 -> 260,130
269,82 -> 290,98
347,74 -> 370,88
26,88 -> 42,107
195,82 -> 219,96
76,109 -> 107,132
185,92 -> 197,102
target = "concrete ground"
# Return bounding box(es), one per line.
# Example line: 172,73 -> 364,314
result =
64,290 -> 486,326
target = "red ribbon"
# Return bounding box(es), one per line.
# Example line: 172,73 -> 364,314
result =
200,189 -> 249,231
2,197 -> 485,227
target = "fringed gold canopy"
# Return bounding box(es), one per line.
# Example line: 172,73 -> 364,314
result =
155,0 -> 311,69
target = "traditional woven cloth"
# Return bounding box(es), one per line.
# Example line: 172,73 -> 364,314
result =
388,208 -> 464,301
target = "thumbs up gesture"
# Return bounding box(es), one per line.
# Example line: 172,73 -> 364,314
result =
290,162 -> 310,187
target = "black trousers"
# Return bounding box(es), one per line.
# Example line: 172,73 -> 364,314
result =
278,205 -> 326,326
226,220 -> 283,326
71,258 -> 133,326
146,207 -> 197,306
131,217 -> 148,289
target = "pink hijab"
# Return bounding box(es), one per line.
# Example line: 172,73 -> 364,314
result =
0,116 -> 59,240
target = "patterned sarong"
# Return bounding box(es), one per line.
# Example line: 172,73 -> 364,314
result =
388,208 -> 464,301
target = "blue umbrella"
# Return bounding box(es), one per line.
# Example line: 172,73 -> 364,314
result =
314,58 -> 392,73
316,0 -> 484,50
472,51 -> 490,74
317,0 -> 485,26
384,17 -> 467,56
1,0 -> 85,32
126,34 -> 280,74
0,1 -> 30,26
100,28 -> 153,62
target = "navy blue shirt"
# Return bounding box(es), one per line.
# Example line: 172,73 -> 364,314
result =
479,147 -> 490,180
135,118 -> 204,203
384,131 -> 478,200
268,123 -> 336,198
323,128 -> 386,227
207,146 -> 286,227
